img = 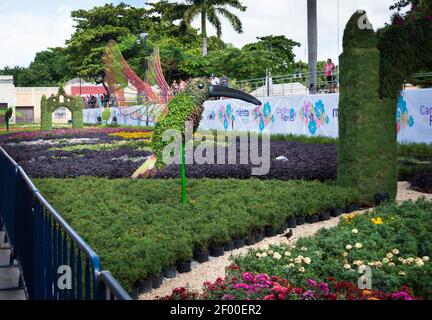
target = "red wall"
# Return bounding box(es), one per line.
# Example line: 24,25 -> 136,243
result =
70,86 -> 107,96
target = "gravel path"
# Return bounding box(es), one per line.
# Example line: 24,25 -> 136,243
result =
139,181 -> 430,300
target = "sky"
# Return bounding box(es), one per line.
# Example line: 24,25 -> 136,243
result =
0,0 -> 398,69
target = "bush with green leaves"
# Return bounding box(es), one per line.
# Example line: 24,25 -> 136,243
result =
102,108 -> 111,123
34,177 -> 359,291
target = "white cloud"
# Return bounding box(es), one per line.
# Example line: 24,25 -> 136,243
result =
189,0 -> 396,63
0,7 -> 74,68
0,0 -> 398,68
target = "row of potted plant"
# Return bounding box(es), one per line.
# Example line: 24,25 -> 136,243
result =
35,177 -> 360,294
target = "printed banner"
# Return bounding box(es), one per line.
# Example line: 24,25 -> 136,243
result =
83,89 -> 432,144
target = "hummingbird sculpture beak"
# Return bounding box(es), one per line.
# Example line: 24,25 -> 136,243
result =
209,86 -> 262,105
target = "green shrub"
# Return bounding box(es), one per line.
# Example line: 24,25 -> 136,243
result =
35,177 -> 359,291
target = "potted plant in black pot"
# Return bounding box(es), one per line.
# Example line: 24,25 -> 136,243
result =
224,239 -> 235,252
319,209 -> 331,221
254,228 -> 264,242
208,229 -> 229,257
245,233 -> 256,246
287,214 -> 297,228
137,277 -> 153,294
193,240 -> 209,264
176,257 -> 192,273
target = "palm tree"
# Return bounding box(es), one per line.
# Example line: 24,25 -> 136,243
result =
152,0 -> 247,56
307,0 -> 318,93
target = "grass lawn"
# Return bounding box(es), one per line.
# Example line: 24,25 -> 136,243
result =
35,177 -> 359,291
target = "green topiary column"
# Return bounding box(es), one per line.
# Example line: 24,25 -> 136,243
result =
72,97 -> 84,129
40,95 -> 52,130
337,11 -> 397,203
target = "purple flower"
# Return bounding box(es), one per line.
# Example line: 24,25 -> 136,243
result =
232,283 -> 251,291
307,279 -> 317,287
302,290 -> 317,300
242,272 -> 255,282
255,274 -> 270,282
221,294 -> 236,300
391,291 -> 414,300
318,282 -> 330,294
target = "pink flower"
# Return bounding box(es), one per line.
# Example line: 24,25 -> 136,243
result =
307,279 -> 318,287
242,272 -> 255,282
232,283 -> 251,290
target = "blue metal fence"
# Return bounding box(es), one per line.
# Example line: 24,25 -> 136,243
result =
0,147 -> 131,300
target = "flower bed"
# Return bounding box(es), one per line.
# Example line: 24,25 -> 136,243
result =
159,273 -> 418,300
34,177 -> 359,292
226,200 -> 432,298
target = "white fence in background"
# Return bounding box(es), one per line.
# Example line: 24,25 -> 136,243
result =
83,88 -> 432,144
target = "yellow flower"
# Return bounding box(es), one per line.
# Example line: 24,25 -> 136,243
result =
109,131 -> 153,140
371,217 -> 383,225
362,290 -> 373,296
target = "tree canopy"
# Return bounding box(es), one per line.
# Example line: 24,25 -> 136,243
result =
0,2 -> 305,87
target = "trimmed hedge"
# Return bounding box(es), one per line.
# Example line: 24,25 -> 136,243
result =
338,10 -> 397,204
34,177 -> 359,291
41,88 -> 84,130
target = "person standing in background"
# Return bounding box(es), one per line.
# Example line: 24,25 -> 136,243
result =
220,75 -> 229,87
325,59 -> 337,93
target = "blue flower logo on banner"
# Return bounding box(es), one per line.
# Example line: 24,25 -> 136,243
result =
253,102 -> 275,132
301,99 -> 330,135
396,96 -> 414,133
218,104 -> 236,130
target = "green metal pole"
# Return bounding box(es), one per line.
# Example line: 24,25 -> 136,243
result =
180,140 -> 187,205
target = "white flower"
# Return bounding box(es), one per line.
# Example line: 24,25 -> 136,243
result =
398,257 -> 404,262
422,256 -> 430,263
382,258 -> 390,264
301,247 -> 308,252
297,255 -> 304,260
261,252 -> 268,258
375,262 -> 383,268
346,245 -> 352,250
344,264 -> 351,269
299,267 -> 305,273
273,252 -> 282,260
408,257 -> 414,263
287,263 -> 295,268
256,253 -> 262,258
355,243 -> 363,249
399,271 -> 406,276
285,251 -> 291,257
353,260 -> 364,266
343,252 -> 349,257
416,259 -> 424,267
392,249 -> 400,255
386,253 -> 393,259
388,262 -> 396,267
352,229 -> 359,234
304,257 -> 312,265
368,262 -> 375,266
294,258 -> 302,264
268,250 -> 274,255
